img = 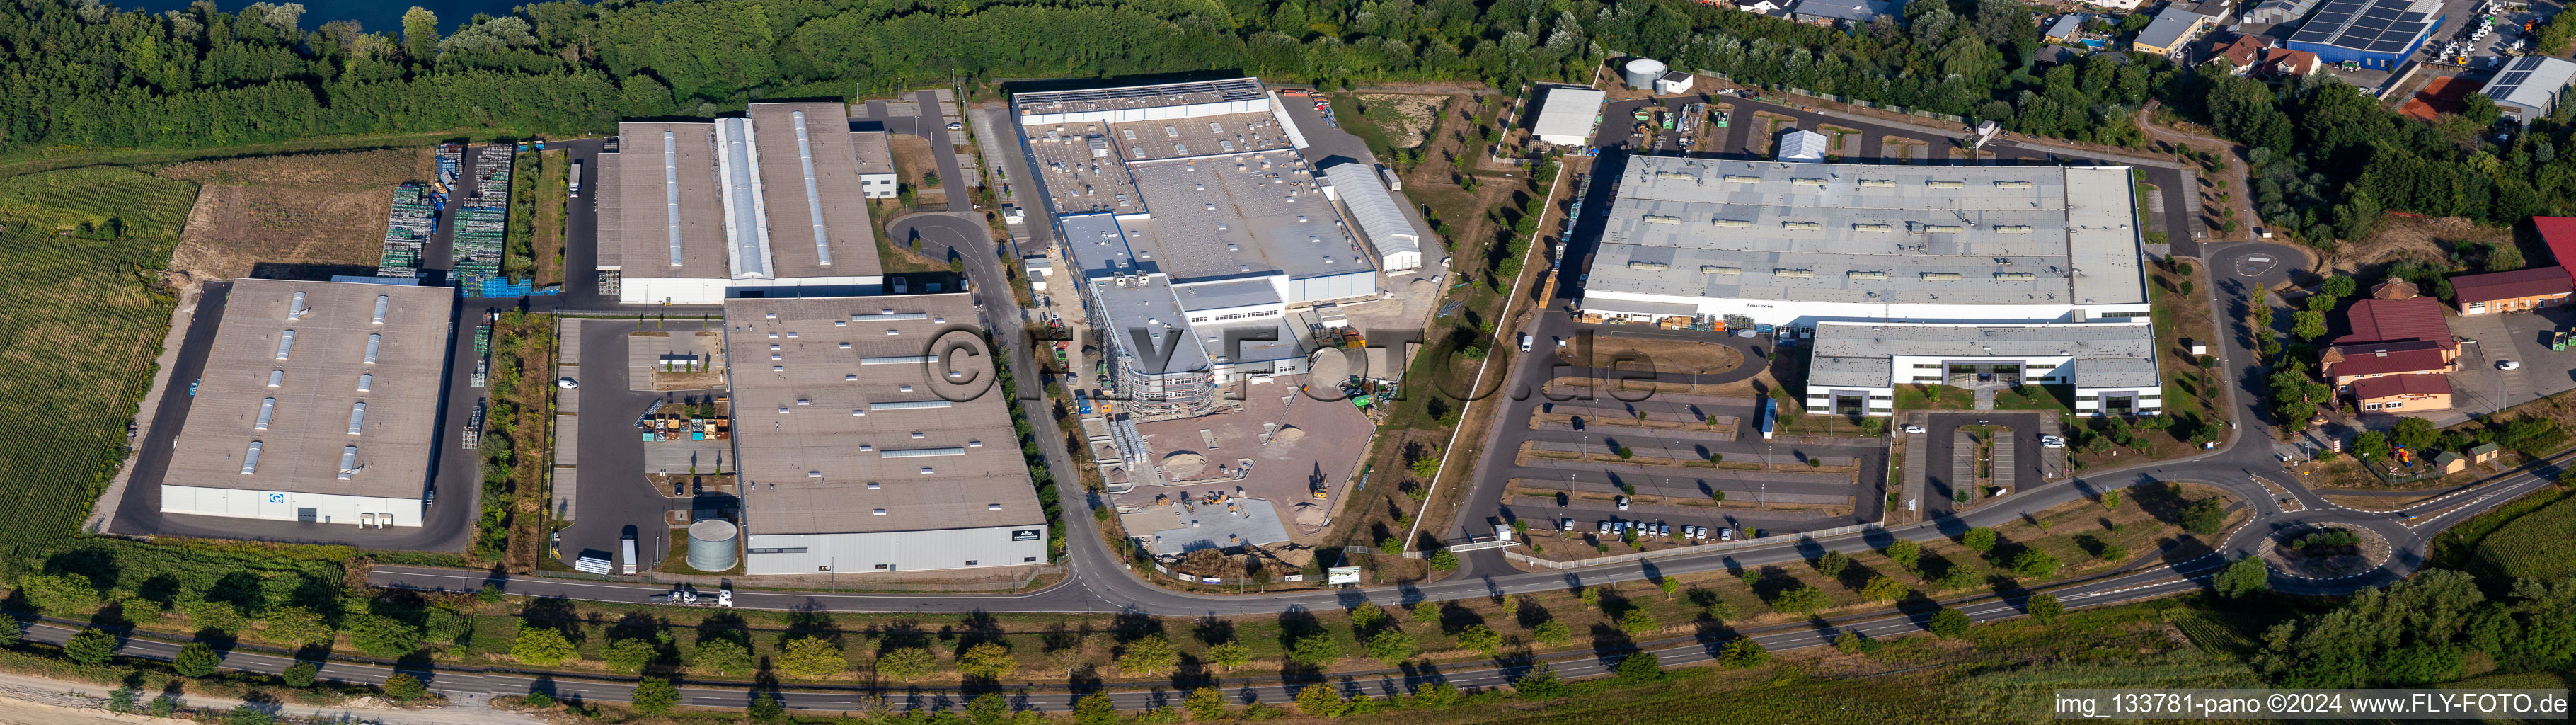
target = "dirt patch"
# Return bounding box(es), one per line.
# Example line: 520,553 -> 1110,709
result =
168,185 -> 391,280
160,148 -> 433,281
1880,136 -> 1928,163
2333,215 -> 2507,274
1356,94 -> 1447,148
1558,337 -> 1745,375
890,134 -> 939,189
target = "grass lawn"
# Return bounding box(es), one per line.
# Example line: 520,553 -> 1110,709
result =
0,165 -> 197,577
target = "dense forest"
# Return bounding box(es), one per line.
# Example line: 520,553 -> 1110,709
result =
1,0 -> 2163,155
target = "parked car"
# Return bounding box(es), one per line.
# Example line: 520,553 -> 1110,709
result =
1718,527 -> 1733,542
1902,424 -> 1925,434
2498,360 -> 2523,370
2040,435 -> 2068,448
1561,518 -> 1575,531
945,121 -> 964,130
1616,495 -> 1631,510
673,479 -> 686,496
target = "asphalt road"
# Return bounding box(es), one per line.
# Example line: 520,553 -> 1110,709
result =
553,317 -> 726,569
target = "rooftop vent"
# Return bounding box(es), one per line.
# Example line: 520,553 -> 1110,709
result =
1701,266 -> 1742,275
1993,181 -> 2035,189
1780,221 -> 1824,231
1773,268 -> 1815,278
1857,179 -> 1897,188
1921,273 -> 1962,281
1640,215 -> 1684,224
1626,261 -> 1670,270
241,441 -> 263,475
1723,175 -> 1761,183
1851,223 -> 1894,232
1994,272 -> 2037,282
1926,181 -> 1966,189
1711,219 -> 1755,228
1847,270 -> 1890,281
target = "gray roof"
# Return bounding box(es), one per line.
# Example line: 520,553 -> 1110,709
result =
1125,159 -> 1369,282
849,130 -> 897,175
2046,14 -> 2086,41
1581,156 -> 2147,308
1809,320 -> 2161,389
607,105 -> 885,282
1013,78 -> 1269,118
723,294 -> 1043,536
1776,129 -> 1828,161
1174,278 -> 1282,313
1531,86 -> 1606,142
2137,10 -> 2213,50
1793,0 -> 1901,21
165,279 -> 454,496
1318,161 -> 1422,268
2485,56 -> 2576,112
2244,0 -> 2322,25
1093,273 -> 1211,376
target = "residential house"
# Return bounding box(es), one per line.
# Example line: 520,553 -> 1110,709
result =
2133,11 -> 2216,59
2321,339 -> 2457,388
2468,442 -> 2501,464
1790,0 -> 1903,24
2352,373 -> 2454,413
2259,47 -> 2324,77
2046,14 -> 2088,44
2203,34 -> 2270,74
2449,266 -> 2572,314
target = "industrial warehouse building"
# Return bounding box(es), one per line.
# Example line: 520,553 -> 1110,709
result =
1530,86 -> 1608,146
160,279 -> 454,526
1015,79 -> 1417,420
723,295 -> 1048,575
1574,156 -> 2157,418
1807,320 -> 2163,417
596,102 -> 887,304
1576,156 -> 2150,328
2284,0 -> 2446,70
2481,56 -> 2576,122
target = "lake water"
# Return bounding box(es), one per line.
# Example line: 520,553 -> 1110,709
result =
112,0 -> 546,33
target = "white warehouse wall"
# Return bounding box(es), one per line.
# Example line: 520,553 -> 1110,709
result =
160,485 -> 422,527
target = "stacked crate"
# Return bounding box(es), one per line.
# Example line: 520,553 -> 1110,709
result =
451,144 -> 515,290
376,182 -> 437,278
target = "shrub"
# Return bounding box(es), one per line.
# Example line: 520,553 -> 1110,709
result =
1185,687 -> 1228,721
1075,693 -> 1120,725
1531,620 -> 1569,647
226,706 -> 275,725
381,673 -> 428,700
522,690 -> 554,709
690,638 -> 751,675
1620,609 -> 1657,635
2025,592 -> 2064,623
1860,575 -> 1907,602
1962,527 -> 1997,552
1295,683 -> 1344,716
347,615 -> 422,659
1455,624 -> 1502,654
1613,651 -> 1662,683
62,627 -> 115,666
773,640 -> 851,684
281,662 -> 318,687
2214,557 -> 2271,599
1718,637 -> 1769,667
2180,496 -> 2229,535
1120,634 -> 1183,674
1770,585 -> 1830,614
1348,602 -> 1386,632
1816,550 -> 1848,578
509,627 -> 574,666
1364,629 -> 1416,666
1209,640 -> 1251,671
256,606 -> 333,647
630,677 -> 677,714
1512,663 -> 1565,699
16,574 -> 98,616
1427,549 -> 1459,571
173,642 -> 221,677
2011,549 -> 2062,578
1883,540 -> 1921,571
602,637 -> 655,675
957,641 -> 1016,680
1928,607 -> 1971,637
868,645 -> 933,681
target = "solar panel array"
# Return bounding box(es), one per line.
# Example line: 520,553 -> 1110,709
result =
2287,0 -> 2437,54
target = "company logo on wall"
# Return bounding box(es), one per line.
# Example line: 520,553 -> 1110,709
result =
1011,529 -> 1042,541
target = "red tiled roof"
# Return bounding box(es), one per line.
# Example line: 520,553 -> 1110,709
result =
2261,47 -> 2319,76
2537,217 -> 2576,268
2325,345 -> 2451,377
2451,266 -> 2573,303
2338,297 -> 2454,349
2351,373 -> 2451,401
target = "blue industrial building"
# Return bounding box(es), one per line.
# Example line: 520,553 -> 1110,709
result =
2284,0 -> 2445,70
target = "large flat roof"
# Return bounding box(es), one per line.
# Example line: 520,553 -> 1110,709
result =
604,104 -> 884,282
724,295 -> 1043,535
609,122 -> 731,280
746,103 -> 883,280
1125,157 -> 1365,282
2485,56 -> 2576,111
1583,156 -> 2146,307
166,279 -> 454,497
1808,319 -> 2160,388
849,130 -> 896,176
1014,79 -> 1270,118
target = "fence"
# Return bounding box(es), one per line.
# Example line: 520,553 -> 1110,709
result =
1503,523 -> 1885,569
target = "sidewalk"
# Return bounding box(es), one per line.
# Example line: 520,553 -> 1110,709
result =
0,670 -> 547,725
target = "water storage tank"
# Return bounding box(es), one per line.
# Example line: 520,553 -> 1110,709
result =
686,520 -> 739,572
1623,59 -> 1668,89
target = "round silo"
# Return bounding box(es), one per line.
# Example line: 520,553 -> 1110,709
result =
1623,59 -> 1668,90
686,520 -> 739,572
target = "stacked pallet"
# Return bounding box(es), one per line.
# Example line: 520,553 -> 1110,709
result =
375,182 -> 439,278
451,144 -> 515,288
